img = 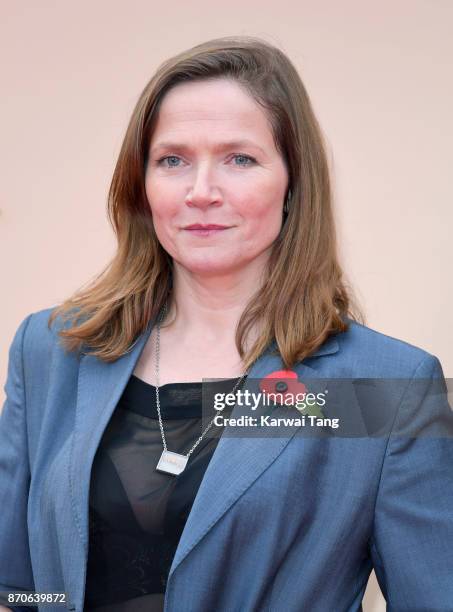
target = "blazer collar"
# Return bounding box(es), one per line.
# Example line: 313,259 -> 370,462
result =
69,317 -> 340,602
266,334 -> 340,360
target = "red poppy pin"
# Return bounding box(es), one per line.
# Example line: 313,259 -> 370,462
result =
259,369 -> 325,418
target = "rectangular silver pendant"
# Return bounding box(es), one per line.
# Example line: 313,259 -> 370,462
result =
156,450 -> 189,475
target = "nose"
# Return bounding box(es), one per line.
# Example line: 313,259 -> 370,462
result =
185,162 -> 222,209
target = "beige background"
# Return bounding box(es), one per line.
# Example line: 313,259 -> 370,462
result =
1,1 -> 452,609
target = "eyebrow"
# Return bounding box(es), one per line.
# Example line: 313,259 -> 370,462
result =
150,139 -> 266,156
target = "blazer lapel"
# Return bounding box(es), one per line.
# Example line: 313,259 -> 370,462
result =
70,319 -> 154,555
166,335 -> 340,583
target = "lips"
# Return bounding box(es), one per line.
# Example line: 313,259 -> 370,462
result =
184,224 -> 230,230
183,224 -> 232,237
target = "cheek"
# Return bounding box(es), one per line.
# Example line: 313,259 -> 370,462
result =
239,192 -> 284,251
145,180 -> 177,221
145,178 -> 161,212
240,190 -> 283,233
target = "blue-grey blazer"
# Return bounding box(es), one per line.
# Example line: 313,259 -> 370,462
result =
1,307 -> 453,612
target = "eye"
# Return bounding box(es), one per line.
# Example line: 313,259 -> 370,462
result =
232,154 -> 257,167
155,153 -> 257,169
156,155 -> 182,168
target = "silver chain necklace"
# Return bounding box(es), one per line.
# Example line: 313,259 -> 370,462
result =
155,301 -> 250,476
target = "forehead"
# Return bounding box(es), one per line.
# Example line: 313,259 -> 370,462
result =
151,78 -> 275,145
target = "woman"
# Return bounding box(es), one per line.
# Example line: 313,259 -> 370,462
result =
1,36 -> 452,612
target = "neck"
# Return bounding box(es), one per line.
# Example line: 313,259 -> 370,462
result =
163,256 -> 268,345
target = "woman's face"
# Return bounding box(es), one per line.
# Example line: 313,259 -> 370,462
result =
145,78 -> 289,277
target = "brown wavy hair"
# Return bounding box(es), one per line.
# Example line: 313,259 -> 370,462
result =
49,35 -> 365,369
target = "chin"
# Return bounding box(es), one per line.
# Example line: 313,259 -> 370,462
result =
179,257 -> 244,276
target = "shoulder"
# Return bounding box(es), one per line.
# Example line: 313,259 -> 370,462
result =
330,317 -> 441,378
8,305 -> 81,374
19,305 -> 64,351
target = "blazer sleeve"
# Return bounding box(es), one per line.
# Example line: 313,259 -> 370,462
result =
369,353 -> 453,611
0,313 -> 37,611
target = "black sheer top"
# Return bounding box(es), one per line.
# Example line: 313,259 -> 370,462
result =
83,374 -> 241,612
